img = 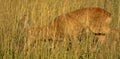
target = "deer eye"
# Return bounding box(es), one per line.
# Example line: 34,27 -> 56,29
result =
94,33 -> 105,36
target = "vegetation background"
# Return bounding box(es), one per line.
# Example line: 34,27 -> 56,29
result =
0,0 -> 120,59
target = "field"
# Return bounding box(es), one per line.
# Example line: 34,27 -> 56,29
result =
0,0 -> 120,59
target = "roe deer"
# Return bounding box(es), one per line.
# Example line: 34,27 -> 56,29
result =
40,7 -> 112,43
24,7 -> 120,50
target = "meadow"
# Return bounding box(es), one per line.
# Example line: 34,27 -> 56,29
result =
0,0 -> 120,59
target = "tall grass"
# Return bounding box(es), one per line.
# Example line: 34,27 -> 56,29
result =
0,0 -> 119,59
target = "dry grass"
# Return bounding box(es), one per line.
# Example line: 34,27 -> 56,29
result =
0,0 -> 120,59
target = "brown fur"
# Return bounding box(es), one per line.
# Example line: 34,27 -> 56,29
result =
24,7 -> 120,50
40,7 -> 112,42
